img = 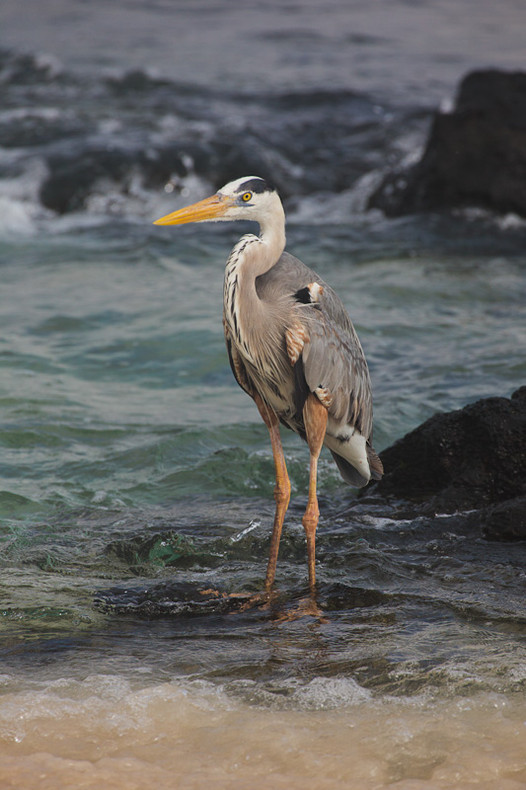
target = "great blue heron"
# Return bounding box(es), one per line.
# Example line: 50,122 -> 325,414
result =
155,176 -> 382,592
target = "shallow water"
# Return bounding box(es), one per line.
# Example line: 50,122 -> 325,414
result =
1,1 -> 526,787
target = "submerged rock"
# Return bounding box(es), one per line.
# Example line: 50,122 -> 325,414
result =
369,70 -> 526,217
371,387 -> 526,538
94,581 -> 252,618
481,496 -> 526,542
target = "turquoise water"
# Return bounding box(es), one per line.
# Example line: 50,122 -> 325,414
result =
0,232 -> 521,510
2,222 -> 524,523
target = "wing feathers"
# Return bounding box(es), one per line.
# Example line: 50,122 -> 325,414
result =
301,310 -> 373,439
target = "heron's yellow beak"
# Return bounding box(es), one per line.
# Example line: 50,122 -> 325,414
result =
153,193 -> 234,226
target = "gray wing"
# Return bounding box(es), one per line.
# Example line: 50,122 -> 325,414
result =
257,251 -> 374,440
301,287 -> 373,439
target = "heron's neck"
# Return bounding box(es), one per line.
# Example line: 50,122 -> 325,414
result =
226,208 -> 286,282
223,211 -> 286,354
258,210 -> 286,267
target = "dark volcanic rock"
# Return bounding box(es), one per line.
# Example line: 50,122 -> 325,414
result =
481,496 -> 526,541
39,144 -> 191,214
369,70 -> 526,217
372,387 -> 526,518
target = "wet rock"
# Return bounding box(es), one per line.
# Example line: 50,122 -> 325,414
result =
372,387 -> 526,519
0,48 -> 63,85
39,143 -> 190,213
40,146 -> 133,213
369,70 -> 526,217
481,496 -> 526,542
94,581 -> 251,618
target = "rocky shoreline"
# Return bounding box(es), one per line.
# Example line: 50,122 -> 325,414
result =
366,387 -> 526,541
370,69 -> 526,219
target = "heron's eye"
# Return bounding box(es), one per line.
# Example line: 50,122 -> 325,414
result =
241,191 -> 252,202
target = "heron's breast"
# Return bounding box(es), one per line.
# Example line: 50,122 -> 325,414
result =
233,333 -> 295,417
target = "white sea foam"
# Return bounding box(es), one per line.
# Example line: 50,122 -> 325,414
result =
0,196 -> 36,235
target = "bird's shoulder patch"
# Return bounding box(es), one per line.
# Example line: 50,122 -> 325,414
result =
286,282 -> 324,365
293,281 -> 324,305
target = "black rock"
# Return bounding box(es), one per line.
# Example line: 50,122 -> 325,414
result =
372,387 -> 526,516
94,581 -> 251,618
481,496 -> 526,542
39,143 -> 191,214
369,70 -> 526,217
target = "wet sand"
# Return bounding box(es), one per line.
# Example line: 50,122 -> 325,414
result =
1,677 -> 525,789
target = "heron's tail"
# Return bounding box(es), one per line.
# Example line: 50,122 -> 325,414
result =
367,443 -> 384,481
330,451 -> 369,487
330,443 -> 383,488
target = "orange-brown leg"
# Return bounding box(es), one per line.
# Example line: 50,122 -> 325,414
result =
253,393 -> 291,592
302,394 -> 328,590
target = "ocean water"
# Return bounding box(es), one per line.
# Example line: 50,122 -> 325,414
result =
1,1 -> 526,787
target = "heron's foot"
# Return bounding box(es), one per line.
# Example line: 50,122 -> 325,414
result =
272,595 -> 328,624
196,587 -> 253,612
199,588 -> 251,599
197,587 -> 326,621
198,587 -> 279,612
237,589 -> 280,612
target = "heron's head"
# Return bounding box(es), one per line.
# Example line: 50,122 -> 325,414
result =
154,176 -> 283,228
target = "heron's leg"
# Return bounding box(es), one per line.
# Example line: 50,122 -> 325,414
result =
253,393 -> 291,591
302,394 -> 328,590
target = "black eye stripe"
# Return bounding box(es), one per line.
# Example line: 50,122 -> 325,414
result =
235,178 -> 273,195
